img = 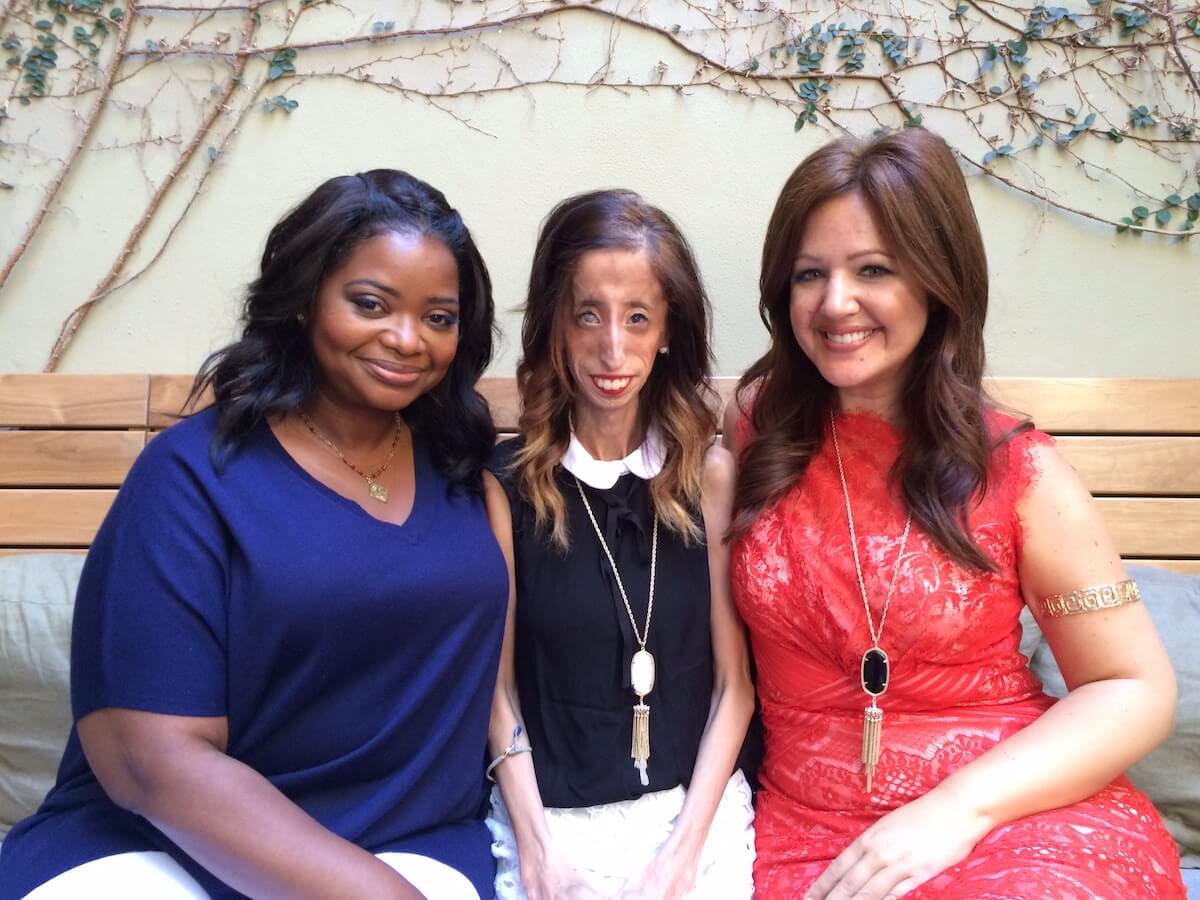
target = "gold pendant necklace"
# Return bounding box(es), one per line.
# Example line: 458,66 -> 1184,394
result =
574,476 -> 658,786
299,410 -> 403,503
830,412 -> 912,794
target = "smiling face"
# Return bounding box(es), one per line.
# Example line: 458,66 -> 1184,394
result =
309,230 -> 461,415
564,247 -> 668,439
789,191 -> 930,420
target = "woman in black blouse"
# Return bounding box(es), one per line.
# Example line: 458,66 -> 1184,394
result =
484,190 -> 755,898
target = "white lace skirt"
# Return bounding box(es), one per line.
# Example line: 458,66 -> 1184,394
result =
486,769 -> 755,899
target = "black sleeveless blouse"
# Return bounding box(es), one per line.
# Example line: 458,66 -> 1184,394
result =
490,438 -> 714,808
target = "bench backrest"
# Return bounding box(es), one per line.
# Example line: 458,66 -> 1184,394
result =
2,374 -> 1198,575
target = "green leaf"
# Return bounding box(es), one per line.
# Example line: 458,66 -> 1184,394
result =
1132,206 -> 1150,219
1106,128 -> 1124,143
1188,209 -> 1200,223
34,19 -> 52,29
1166,194 -> 1182,207
989,86 -> 1003,95
794,115 -> 805,132
861,20 -> 874,32
110,6 -> 123,20
1155,208 -> 1171,225
1065,107 -> 1076,118
1188,194 -> 1200,211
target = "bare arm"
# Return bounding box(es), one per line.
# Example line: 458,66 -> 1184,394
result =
480,472 -> 597,900
78,710 -> 422,899
935,440 -> 1176,821
623,444 -> 755,899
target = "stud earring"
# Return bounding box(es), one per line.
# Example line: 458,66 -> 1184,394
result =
658,346 -> 669,356
297,313 -> 307,326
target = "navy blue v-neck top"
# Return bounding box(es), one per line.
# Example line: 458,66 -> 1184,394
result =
0,408 -> 507,899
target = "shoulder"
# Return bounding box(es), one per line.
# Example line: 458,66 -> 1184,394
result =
487,436 -> 525,497
126,407 -> 221,486
702,442 -> 735,495
721,379 -> 760,454
700,442 -> 735,528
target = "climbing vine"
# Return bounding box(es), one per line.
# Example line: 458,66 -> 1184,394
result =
0,0 -> 1196,369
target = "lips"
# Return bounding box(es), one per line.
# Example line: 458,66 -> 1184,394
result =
823,328 -> 876,346
362,358 -> 423,387
591,375 -> 633,396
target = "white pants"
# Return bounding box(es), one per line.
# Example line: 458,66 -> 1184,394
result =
23,849 -> 480,899
486,769 -> 755,899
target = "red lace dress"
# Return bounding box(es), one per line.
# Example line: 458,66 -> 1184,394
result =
732,410 -> 1185,899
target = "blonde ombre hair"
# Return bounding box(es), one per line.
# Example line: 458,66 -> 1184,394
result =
513,189 -> 717,550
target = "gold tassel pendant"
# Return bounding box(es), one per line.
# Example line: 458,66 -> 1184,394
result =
632,699 -> 650,786
862,701 -> 882,793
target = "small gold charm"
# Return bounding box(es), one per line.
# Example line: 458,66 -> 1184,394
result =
862,702 -> 882,793
367,480 -> 389,503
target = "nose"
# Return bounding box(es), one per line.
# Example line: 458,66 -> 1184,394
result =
381,315 -> 422,355
820,271 -> 859,317
598,320 -> 625,369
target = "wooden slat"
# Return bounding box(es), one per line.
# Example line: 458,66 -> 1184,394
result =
0,548 -> 87,557
1056,436 -> 1200,495
0,431 -> 146,487
1124,558 -> 1200,576
0,374 -> 149,428
1096,498 -> 1200,557
0,490 -> 116,546
479,377 -> 520,432
987,378 -> 1200,434
148,374 -> 207,428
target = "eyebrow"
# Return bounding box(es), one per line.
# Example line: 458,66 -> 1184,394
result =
795,249 -> 895,262
574,297 -> 654,309
345,279 -> 459,306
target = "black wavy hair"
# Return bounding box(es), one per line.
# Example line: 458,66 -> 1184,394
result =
191,168 -> 496,490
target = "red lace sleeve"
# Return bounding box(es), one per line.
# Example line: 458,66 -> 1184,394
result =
988,410 -> 1056,566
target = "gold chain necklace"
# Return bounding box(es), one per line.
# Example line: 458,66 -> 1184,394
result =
574,475 -> 659,786
830,412 -> 912,794
299,410 -> 403,503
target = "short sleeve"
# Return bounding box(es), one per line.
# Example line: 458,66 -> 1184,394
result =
988,413 -> 1057,564
70,427 -> 229,721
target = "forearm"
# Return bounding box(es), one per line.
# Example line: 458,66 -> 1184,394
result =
124,745 -> 418,899
660,672 -> 755,862
936,674 -> 1175,833
489,682 -> 557,866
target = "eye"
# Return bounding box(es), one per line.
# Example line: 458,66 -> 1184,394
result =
351,295 -> 384,313
861,264 -> 891,278
628,311 -> 650,324
426,310 -> 460,329
576,309 -> 600,326
793,268 -> 822,284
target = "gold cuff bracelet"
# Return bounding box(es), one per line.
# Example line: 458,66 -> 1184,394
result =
1037,579 -> 1141,619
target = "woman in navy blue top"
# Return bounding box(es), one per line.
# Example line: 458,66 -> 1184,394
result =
0,171 -> 508,899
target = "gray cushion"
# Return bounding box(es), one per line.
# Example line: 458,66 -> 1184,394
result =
1023,564 -> 1200,867
0,553 -> 81,837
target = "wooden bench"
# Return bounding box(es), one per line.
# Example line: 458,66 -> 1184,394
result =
2,374 -> 1198,575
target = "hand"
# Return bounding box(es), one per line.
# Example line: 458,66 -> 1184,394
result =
805,787 -> 992,900
618,845 -> 699,900
519,854 -> 604,900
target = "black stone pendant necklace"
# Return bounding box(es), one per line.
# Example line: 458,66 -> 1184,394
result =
830,412 -> 912,794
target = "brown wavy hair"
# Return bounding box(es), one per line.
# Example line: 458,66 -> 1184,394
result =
731,128 -> 1022,571
513,189 -> 717,550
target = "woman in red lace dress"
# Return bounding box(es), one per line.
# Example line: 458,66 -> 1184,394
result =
724,128 -> 1184,899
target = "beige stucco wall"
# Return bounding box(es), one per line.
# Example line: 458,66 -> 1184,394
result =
2,4 -> 1197,377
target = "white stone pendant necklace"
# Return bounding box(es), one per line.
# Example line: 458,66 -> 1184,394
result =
574,476 -> 658,786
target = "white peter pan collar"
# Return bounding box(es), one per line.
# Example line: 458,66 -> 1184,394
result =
562,428 -> 666,489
